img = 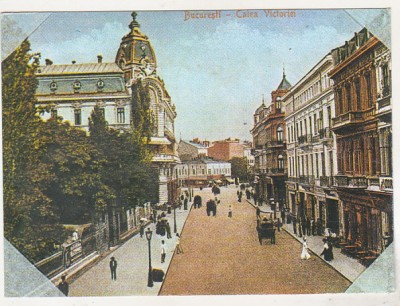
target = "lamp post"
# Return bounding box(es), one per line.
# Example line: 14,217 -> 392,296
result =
173,202 -> 177,233
146,228 -> 153,287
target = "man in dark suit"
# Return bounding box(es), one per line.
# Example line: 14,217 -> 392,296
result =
57,275 -> 69,296
110,257 -> 117,280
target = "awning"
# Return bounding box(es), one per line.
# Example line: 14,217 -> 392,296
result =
149,137 -> 171,145
214,180 -> 222,184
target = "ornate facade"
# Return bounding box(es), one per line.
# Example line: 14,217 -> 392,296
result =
251,71 -> 290,208
282,54 -> 339,235
329,28 -> 392,252
35,12 -> 179,205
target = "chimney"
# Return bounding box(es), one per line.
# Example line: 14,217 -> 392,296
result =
97,55 -> 103,63
45,58 -> 53,66
72,60 -> 76,64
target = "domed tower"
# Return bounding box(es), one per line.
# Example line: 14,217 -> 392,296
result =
116,12 -> 179,205
271,68 -> 291,112
115,12 -> 157,83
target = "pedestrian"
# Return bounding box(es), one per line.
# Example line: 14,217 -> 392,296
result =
161,240 -> 166,263
301,218 -> 307,237
281,209 -> 286,224
153,209 -> 157,223
320,238 -> 332,261
306,217 -> 311,236
140,221 -> 145,238
238,191 -> 242,202
311,219 -> 315,235
184,197 -> 188,210
109,257 -> 117,280
175,233 -> 184,254
277,217 -> 281,232
166,221 -> 172,239
300,237 -> 311,260
256,207 -> 261,218
228,205 -> 233,218
57,275 -> 69,296
292,215 -> 297,235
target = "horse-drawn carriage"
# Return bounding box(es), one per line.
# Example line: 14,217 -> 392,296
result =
256,213 -> 276,245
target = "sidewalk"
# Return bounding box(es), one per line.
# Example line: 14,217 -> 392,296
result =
246,198 -> 366,282
69,198 -> 194,296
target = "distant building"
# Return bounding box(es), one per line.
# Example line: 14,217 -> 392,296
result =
208,138 -> 244,161
243,144 -> 255,169
175,159 -> 232,187
177,139 -> 209,161
251,71 -> 291,207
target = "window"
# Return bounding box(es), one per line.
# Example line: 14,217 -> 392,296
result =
97,79 -> 105,89
278,154 -> 284,170
117,108 -> 125,123
50,81 -> 57,91
365,73 -> 373,107
74,109 -> 81,126
309,116 -> 312,135
319,110 -> 324,131
202,169 -> 205,175
355,78 -> 361,110
345,83 -> 352,112
276,97 -> 281,109
327,106 -> 332,129
382,64 -> 390,96
73,80 -> 81,90
277,125 -> 283,142
208,169 -> 211,175
51,109 -> 57,119
337,89 -> 343,114
313,114 -> 317,135
99,108 -> 105,119
315,153 -> 319,177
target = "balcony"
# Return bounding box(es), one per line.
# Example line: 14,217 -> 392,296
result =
332,107 -> 376,132
266,168 -> 286,176
299,175 -> 315,185
297,135 -> 312,147
266,140 -> 286,148
319,176 -> 334,187
152,154 -> 180,163
379,177 -> 393,192
335,175 -> 367,188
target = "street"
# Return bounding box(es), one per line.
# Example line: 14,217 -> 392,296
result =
160,185 -> 351,295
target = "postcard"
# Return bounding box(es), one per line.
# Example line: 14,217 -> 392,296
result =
0,1 -> 398,305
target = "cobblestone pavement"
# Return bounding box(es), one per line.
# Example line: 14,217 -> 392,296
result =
160,185 -> 351,295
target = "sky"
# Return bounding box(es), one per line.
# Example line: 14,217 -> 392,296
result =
2,9 -> 390,142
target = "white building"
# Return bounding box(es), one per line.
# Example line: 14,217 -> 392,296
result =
175,159 -> 232,187
282,53 -> 340,234
35,12 -> 180,205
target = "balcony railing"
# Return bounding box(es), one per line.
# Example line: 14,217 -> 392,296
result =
319,176 -> 334,187
332,107 -> 376,127
335,175 -> 368,188
298,135 -> 312,145
378,96 -> 391,110
379,177 -> 393,191
266,140 -> 285,147
266,168 -> 286,175
299,175 -> 315,185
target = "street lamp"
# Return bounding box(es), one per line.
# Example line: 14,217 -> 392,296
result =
146,228 -> 153,287
173,202 -> 177,233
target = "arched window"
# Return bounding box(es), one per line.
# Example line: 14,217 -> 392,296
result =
278,154 -> 284,170
276,96 -> 282,110
277,125 -> 283,143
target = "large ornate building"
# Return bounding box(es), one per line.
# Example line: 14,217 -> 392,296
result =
251,71 -> 291,207
282,54 -> 339,235
35,12 -> 179,205
329,28 -> 392,253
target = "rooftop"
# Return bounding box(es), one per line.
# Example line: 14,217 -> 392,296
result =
36,62 -> 123,76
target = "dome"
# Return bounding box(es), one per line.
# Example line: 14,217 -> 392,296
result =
115,12 -> 157,80
277,69 -> 291,90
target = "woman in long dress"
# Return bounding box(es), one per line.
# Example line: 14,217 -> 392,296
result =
301,237 -> 311,260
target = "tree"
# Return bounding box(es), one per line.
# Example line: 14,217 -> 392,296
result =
229,157 -> 251,182
2,40 -> 67,262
